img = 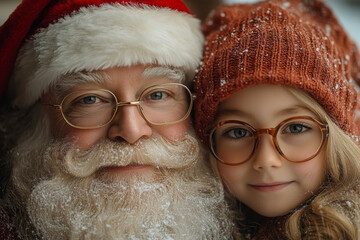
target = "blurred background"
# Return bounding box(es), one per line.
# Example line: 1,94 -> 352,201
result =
225,0 -> 360,46
187,0 -> 360,46
1,0 -> 360,46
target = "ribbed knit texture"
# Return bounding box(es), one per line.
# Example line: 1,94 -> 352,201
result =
195,0 -> 360,144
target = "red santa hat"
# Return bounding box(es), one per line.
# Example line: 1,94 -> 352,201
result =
0,0 -> 204,108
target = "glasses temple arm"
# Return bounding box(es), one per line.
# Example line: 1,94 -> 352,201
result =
42,103 -> 61,110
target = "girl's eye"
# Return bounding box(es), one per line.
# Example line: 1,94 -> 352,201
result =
283,124 -> 311,134
225,128 -> 252,139
79,96 -> 100,104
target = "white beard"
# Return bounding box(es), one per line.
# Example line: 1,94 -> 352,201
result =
22,133 -> 233,239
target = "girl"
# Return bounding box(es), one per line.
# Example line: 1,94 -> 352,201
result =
194,0 -> 360,239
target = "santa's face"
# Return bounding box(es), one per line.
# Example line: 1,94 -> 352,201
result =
44,64 -> 191,182
6,65 -> 233,239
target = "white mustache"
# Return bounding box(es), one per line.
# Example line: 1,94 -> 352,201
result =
47,133 -> 200,178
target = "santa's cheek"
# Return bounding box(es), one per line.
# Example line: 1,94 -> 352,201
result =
67,129 -> 106,150
154,119 -> 190,141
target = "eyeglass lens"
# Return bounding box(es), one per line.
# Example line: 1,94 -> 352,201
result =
60,83 -> 191,128
139,84 -> 190,124
211,118 -> 325,164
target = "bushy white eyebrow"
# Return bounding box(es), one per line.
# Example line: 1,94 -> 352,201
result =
52,71 -> 109,101
51,66 -> 185,101
142,66 -> 185,83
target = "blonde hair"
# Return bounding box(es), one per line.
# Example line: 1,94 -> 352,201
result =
209,86 -> 360,239
285,87 -> 360,239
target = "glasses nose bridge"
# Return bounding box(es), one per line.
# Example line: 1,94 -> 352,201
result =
115,101 -> 141,107
113,101 -> 142,120
254,127 -> 281,157
256,127 -> 277,138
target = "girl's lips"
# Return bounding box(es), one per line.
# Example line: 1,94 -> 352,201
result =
249,182 -> 293,192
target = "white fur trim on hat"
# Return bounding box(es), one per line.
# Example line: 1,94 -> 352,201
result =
10,3 -> 203,108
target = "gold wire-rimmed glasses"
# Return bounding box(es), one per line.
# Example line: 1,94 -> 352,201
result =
208,116 -> 329,166
45,83 -> 193,129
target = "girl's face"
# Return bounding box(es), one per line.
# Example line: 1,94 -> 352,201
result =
214,85 -> 327,217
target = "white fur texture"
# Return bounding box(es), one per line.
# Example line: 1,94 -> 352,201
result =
10,3 -> 203,108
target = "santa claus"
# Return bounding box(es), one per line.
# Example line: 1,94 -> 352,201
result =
0,0 -> 233,239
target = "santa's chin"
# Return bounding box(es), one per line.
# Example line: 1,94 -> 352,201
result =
95,164 -> 158,183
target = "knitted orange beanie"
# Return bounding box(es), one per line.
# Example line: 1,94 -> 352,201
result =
194,0 -> 360,144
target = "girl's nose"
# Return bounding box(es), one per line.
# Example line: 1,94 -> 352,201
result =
252,135 -> 283,170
